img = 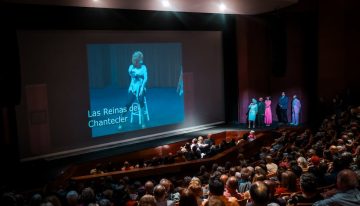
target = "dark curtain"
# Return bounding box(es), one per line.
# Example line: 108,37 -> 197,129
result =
87,43 -> 182,89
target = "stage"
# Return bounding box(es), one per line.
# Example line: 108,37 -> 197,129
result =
12,122 -> 285,191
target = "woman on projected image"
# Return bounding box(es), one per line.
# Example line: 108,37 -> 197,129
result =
118,51 -> 148,130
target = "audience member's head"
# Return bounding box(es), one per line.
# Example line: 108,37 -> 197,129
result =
191,177 -> 201,185
240,168 -> 251,181
255,166 -> 267,176
249,181 -> 270,206
310,155 -> 320,166
229,167 -> 237,177
290,164 -> 303,178
29,193 -> 42,206
280,171 -> 298,192
329,145 -> 338,155
226,176 -> 238,191
98,198 -> 112,206
188,180 -> 202,198
153,184 -> 167,202
179,189 -> 198,206
209,179 -> 224,196
199,165 -> 208,174
183,176 -> 192,188
265,156 -> 273,164
299,173 -> 318,194
263,180 -> 276,199
336,169 -> 359,191
160,178 -> 172,194
66,190 -> 79,206
138,194 -> 156,206
297,157 -> 308,168
80,187 -> 96,205
219,174 -> 228,186
145,181 -> 154,195
211,163 -> 219,173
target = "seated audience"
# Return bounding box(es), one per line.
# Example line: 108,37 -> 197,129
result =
287,173 -> 323,205
121,161 -> 134,171
90,163 -> 105,175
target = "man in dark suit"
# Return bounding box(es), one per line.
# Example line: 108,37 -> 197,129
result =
257,97 -> 265,128
278,91 -> 289,124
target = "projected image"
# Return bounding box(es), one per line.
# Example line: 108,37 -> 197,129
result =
87,43 -> 184,138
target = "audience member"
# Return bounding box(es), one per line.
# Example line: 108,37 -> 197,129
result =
313,169 -> 360,206
179,189 -> 198,206
204,179 -> 239,206
153,184 -> 174,206
139,194 -> 157,206
287,173 -> 323,205
246,181 -> 279,206
223,176 -> 243,200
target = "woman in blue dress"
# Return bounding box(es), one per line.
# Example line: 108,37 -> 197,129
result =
248,98 -> 258,129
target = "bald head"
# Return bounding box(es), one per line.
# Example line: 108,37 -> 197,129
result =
226,176 -> 238,190
220,174 -> 228,185
145,181 -> 154,195
329,145 -> 338,154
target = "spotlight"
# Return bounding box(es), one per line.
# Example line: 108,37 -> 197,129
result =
219,3 -> 226,12
162,0 -> 170,8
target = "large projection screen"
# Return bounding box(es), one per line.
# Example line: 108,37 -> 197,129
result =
16,30 -> 225,161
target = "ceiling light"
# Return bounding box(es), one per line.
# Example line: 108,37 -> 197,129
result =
219,3 -> 226,12
162,0 -> 170,8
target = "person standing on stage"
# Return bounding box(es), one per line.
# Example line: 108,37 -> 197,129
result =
118,51 -> 148,130
257,97 -> 265,128
278,91 -> 289,124
248,98 -> 258,129
291,95 -> 301,126
264,96 -> 272,126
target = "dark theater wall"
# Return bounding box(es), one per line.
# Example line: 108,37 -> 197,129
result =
318,0 -> 360,101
